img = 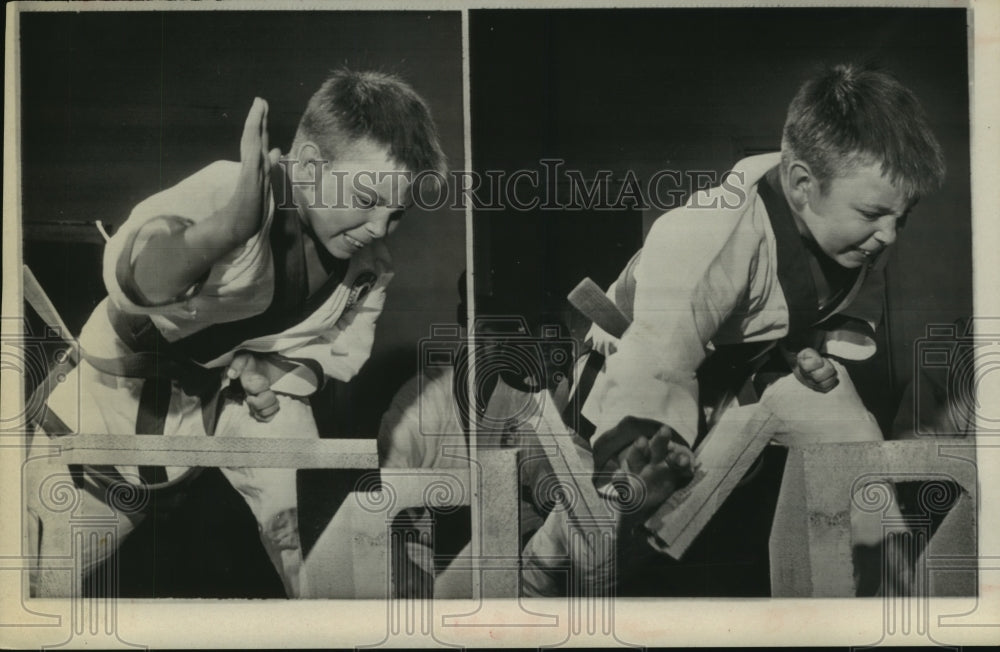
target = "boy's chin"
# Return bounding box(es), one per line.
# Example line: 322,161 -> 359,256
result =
834,248 -> 873,269
326,238 -> 359,260
834,256 -> 865,269
328,247 -> 355,260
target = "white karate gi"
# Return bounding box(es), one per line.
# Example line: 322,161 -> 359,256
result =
29,161 -> 393,597
522,153 -> 900,596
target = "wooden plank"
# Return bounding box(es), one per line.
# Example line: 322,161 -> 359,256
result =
567,277 -> 629,338
643,406 -> 777,559
22,265 -> 79,364
56,434 -> 378,469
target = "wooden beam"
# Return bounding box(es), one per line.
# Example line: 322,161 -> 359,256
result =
54,434 -> 378,469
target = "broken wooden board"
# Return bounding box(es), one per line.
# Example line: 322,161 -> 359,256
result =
567,277 -> 630,339
483,377 -> 777,565
642,405 -> 778,559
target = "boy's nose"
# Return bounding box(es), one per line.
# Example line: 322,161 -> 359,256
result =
364,209 -> 392,239
874,215 -> 898,247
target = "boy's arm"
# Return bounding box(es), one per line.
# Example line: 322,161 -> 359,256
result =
587,201 -> 761,466
131,98 -> 281,305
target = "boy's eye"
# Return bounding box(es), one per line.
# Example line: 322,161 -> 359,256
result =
354,192 -> 378,209
389,209 -> 405,224
860,211 -> 881,221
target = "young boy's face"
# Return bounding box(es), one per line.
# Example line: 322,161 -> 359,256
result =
291,138 -> 412,259
799,161 -> 910,269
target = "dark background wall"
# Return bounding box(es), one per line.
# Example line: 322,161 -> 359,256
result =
471,8 -> 971,428
20,10 -> 466,437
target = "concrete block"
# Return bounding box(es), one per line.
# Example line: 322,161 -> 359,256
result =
769,440 -> 977,597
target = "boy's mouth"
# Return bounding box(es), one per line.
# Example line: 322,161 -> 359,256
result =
344,234 -> 366,250
852,246 -> 882,261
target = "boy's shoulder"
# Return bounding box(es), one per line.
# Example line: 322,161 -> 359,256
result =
683,152 -> 780,214
645,152 -> 781,246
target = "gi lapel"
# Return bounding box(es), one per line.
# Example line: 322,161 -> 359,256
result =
756,166 -> 821,337
756,166 -> 865,352
171,173 -> 347,363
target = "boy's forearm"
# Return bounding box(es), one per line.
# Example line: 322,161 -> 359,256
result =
130,97 -> 274,306
131,208 -> 250,305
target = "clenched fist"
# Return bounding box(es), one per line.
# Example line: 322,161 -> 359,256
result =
227,352 -> 283,422
792,347 -> 839,393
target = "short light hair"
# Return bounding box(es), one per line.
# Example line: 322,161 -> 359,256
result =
295,68 -> 446,177
781,63 -> 945,201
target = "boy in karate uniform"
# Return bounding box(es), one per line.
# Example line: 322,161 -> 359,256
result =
523,63 -> 946,596
29,69 -> 446,597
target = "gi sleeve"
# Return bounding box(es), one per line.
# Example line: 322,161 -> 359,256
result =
585,194 -> 765,455
103,161 -> 266,315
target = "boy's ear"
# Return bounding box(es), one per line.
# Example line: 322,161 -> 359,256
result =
288,141 -> 323,184
298,141 -> 322,164
785,160 -> 814,212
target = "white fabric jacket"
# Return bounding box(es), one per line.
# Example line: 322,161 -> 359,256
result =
584,153 -> 885,450
93,160 -> 394,391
